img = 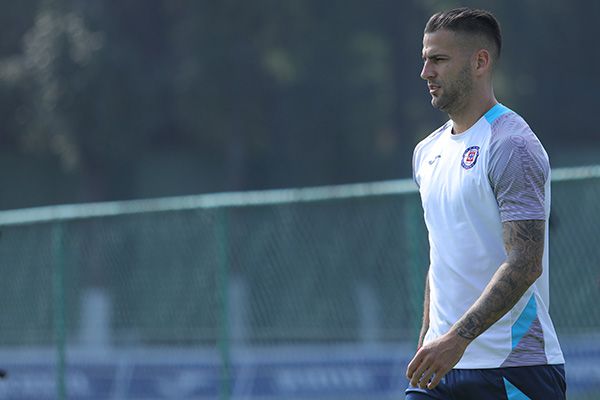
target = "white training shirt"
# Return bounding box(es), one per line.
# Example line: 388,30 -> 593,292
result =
413,103 -> 564,368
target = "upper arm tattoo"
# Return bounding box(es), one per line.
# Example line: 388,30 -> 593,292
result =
502,219 -> 545,278
454,220 -> 545,341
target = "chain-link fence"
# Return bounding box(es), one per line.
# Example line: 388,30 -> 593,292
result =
0,165 -> 599,399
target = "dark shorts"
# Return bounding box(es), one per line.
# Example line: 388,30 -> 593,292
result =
405,364 -> 566,400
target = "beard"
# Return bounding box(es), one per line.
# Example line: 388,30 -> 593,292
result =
431,63 -> 473,115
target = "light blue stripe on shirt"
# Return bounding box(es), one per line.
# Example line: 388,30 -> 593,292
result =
511,294 -> 538,349
484,103 -> 512,124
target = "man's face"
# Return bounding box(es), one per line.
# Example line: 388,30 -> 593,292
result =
421,29 -> 474,114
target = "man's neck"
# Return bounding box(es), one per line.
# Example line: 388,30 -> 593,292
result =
449,96 -> 497,134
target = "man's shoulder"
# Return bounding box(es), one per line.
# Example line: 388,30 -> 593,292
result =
414,120 -> 451,154
488,107 -> 536,141
488,109 -> 547,159
412,121 -> 451,186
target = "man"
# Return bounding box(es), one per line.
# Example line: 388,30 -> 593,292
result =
406,7 -> 566,399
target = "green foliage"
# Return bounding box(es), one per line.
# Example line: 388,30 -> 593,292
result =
0,0 -> 597,208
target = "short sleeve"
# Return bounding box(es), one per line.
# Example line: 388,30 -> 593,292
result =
412,146 -> 420,188
488,114 -> 550,222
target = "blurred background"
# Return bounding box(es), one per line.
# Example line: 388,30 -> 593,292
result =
0,0 -> 599,399
0,0 -> 598,210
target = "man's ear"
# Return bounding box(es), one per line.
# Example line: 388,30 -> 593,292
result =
474,49 -> 491,76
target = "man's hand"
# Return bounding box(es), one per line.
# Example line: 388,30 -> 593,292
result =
405,331 -> 470,390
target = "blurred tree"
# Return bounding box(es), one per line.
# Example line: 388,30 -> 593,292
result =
0,0 -> 40,150
0,0 -> 597,209
0,0 -> 105,203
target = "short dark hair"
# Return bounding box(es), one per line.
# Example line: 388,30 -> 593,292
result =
424,7 -> 502,59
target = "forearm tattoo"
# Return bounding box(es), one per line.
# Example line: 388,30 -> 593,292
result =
455,220 -> 545,341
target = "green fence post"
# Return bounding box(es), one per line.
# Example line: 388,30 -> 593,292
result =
52,222 -> 67,400
217,209 -> 231,400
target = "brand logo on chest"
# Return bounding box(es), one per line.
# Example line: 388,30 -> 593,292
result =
461,146 -> 480,169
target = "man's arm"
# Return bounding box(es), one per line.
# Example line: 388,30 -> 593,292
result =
417,270 -> 430,349
406,219 -> 545,389
453,219 -> 544,340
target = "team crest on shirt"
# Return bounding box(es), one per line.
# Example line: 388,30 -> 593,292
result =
461,146 -> 480,169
